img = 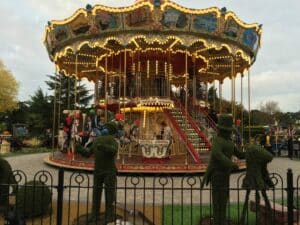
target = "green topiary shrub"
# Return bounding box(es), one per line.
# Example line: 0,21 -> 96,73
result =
0,157 -> 16,209
16,180 -> 52,218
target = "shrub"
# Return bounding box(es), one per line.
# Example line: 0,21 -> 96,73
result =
0,157 -> 16,208
16,180 -> 52,218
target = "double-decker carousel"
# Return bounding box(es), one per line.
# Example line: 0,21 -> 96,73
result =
43,0 -> 261,173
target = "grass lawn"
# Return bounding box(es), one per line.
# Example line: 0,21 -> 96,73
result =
163,204 -> 257,225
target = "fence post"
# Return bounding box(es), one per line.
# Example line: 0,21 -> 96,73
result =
56,168 -> 64,225
287,168 -> 294,225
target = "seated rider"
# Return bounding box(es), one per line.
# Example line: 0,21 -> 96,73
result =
91,108 -> 108,136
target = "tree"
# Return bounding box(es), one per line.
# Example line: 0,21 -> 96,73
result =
0,60 -> 19,112
259,100 -> 281,125
2,101 -> 29,132
259,100 -> 281,116
27,88 -> 52,135
45,74 -> 93,110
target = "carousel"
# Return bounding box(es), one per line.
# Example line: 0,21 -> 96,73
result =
43,0 -> 261,173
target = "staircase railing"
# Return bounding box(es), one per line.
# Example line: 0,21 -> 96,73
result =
191,105 -> 217,131
171,95 -> 217,132
174,102 -> 211,149
164,109 -> 200,163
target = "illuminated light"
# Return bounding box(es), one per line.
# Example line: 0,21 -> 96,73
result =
164,62 -> 168,77
51,35 -> 252,77
78,53 -> 97,58
225,11 -> 261,30
143,110 -> 146,128
161,1 -> 221,18
155,60 -> 158,75
81,67 -> 105,73
198,71 -> 220,76
214,64 -> 241,68
49,8 -> 88,26
63,62 -> 96,65
138,61 -> 141,73
132,39 -> 140,49
42,27 -> 50,43
168,39 -> 180,49
147,60 -> 150,79
208,55 -> 232,60
168,63 -> 172,80
91,1 -> 154,15
132,63 -> 136,74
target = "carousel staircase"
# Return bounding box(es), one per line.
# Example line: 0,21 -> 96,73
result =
164,107 -> 211,163
188,106 -> 217,141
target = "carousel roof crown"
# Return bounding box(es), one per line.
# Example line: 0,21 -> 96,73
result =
43,0 -> 262,83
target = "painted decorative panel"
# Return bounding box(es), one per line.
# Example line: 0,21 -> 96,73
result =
242,28 -> 259,50
162,8 -> 188,29
53,25 -> 69,42
192,13 -> 217,33
124,6 -> 153,29
223,18 -> 240,40
95,12 -> 120,31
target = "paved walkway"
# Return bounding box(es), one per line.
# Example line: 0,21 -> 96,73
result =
5,153 -> 300,204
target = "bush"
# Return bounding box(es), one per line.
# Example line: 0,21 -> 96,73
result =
16,180 -> 52,218
0,157 -> 16,208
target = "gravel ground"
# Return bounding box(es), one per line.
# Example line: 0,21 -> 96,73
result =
4,153 -> 300,204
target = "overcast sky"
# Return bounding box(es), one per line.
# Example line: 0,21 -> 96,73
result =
0,0 -> 299,112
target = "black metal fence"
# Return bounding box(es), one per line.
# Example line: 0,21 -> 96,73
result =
0,169 -> 299,225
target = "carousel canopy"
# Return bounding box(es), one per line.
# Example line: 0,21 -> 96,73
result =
43,0 -> 262,83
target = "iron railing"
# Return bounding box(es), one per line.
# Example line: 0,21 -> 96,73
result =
0,169 -> 299,225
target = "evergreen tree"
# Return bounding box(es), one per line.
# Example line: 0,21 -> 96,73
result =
45,74 -> 93,110
27,88 -> 52,135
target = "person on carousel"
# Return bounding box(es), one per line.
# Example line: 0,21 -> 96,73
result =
71,110 -> 83,144
160,121 -> 173,155
62,110 -> 74,152
91,107 -> 107,136
84,108 -> 111,148
130,119 -> 140,142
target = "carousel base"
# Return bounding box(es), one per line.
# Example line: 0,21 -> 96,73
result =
44,151 -> 246,174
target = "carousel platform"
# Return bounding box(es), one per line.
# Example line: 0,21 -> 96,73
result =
44,151 -> 246,174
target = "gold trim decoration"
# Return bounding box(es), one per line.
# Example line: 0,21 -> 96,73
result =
44,1 -> 262,61
138,98 -> 174,108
